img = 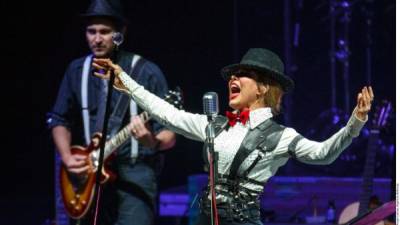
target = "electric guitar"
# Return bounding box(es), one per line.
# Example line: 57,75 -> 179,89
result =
60,88 -> 183,219
338,100 -> 392,225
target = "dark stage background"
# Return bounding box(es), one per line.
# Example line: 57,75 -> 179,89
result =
3,0 -> 395,224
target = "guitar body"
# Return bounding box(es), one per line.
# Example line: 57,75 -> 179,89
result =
60,133 -> 116,219
339,202 -> 384,225
57,88 -> 183,220
338,201 -> 359,224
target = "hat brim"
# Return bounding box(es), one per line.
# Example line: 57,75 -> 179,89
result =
221,64 -> 294,92
80,13 -> 128,25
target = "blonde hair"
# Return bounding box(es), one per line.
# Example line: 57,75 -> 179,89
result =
259,81 -> 283,115
235,68 -> 284,115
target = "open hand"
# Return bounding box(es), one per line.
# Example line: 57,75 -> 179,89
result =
355,86 -> 374,121
92,58 -> 127,91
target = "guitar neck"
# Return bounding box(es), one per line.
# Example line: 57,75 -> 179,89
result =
358,129 -> 380,215
103,111 -> 151,159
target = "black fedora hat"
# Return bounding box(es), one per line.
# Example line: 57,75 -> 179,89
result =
81,0 -> 127,26
221,48 -> 294,92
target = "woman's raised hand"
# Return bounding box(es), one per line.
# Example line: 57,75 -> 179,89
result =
355,86 -> 374,121
92,58 -> 127,91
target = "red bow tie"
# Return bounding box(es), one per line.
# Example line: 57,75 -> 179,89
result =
225,110 -> 250,127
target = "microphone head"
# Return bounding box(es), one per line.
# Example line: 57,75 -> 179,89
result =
112,32 -> 124,46
203,92 -> 219,119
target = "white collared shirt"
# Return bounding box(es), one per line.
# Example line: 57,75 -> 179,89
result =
118,71 -> 367,193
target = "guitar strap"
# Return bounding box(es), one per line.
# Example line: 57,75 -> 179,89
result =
108,55 -> 144,138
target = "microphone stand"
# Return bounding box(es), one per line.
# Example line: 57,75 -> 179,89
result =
91,44 -> 119,225
206,116 -> 219,225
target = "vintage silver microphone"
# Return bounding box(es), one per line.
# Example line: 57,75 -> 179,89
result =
203,91 -> 219,122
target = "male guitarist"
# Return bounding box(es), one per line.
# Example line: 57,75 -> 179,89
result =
47,0 -> 175,224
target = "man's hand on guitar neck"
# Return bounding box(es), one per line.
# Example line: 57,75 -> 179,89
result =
62,154 -> 90,175
130,115 -> 160,149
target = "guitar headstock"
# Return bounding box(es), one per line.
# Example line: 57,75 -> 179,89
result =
371,99 -> 392,131
164,87 -> 184,110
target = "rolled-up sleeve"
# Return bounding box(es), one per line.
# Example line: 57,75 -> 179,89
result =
46,65 -> 77,130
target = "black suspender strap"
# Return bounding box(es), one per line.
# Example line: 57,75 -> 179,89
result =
228,120 -> 285,180
287,134 -> 304,159
241,123 -> 285,178
107,93 -> 131,137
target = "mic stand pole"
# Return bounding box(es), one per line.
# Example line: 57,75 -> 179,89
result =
91,45 -> 119,225
206,117 -> 218,225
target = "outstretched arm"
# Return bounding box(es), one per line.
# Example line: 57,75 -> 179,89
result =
281,86 -> 374,165
92,58 -> 209,142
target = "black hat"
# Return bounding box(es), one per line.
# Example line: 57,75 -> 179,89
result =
221,48 -> 294,92
81,0 -> 127,26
